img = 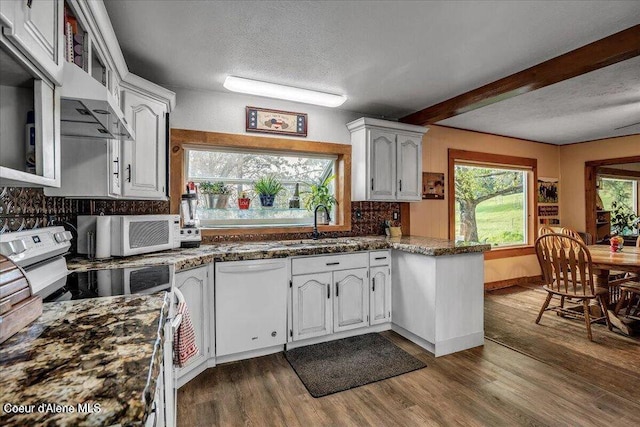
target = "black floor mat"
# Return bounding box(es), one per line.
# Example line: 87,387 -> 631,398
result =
285,333 -> 427,397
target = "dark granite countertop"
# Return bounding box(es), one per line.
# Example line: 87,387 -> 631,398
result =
0,293 -> 168,427
67,235 -> 491,272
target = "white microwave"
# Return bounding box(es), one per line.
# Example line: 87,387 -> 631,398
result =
77,215 -> 181,257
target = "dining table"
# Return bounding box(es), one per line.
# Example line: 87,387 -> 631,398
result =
587,244 -> 640,335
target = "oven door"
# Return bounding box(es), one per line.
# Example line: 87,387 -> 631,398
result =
119,216 -> 178,256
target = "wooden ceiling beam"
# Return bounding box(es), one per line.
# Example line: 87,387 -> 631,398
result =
400,24 -> 640,126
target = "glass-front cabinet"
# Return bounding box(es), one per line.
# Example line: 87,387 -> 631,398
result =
0,40 -> 60,187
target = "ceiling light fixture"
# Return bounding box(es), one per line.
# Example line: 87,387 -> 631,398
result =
223,76 -> 347,108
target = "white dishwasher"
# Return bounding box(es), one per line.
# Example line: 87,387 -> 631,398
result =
215,258 -> 288,357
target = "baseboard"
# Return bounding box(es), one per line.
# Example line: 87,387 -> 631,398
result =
391,324 -> 484,357
433,332 -> 484,357
391,324 -> 435,355
216,344 -> 285,365
285,323 -> 392,350
485,275 -> 543,291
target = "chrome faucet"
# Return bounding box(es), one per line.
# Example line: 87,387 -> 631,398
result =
312,204 -> 331,240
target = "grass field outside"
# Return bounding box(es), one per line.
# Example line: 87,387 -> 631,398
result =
455,193 -> 526,246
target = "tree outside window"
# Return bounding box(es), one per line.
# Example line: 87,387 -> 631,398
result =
454,164 -> 528,247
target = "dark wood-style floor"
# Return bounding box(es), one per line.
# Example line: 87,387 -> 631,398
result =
177,285 -> 639,426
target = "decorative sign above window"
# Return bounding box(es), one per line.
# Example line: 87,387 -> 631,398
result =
245,106 -> 308,137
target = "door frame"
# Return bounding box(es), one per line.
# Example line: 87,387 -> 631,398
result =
585,155 -> 640,241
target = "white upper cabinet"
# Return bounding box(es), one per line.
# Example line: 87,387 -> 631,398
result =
369,129 -> 397,200
396,134 -> 422,200
0,0 -> 63,85
121,86 -> 167,199
348,118 -> 427,202
0,41 -> 60,188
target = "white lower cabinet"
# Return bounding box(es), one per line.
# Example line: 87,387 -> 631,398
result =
174,265 -> 209,382
370,265 -> 391,325
333,268 -> 369,332
215,259 -> 288,359
292,272 -> 332,340
291,253 -> 390,343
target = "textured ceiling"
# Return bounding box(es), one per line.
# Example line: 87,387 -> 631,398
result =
439,57 -> 640,144
104,1 -> 640,143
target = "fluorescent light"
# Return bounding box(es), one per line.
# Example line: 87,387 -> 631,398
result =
223,76 -> 347,108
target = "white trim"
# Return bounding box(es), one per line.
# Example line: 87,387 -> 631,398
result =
346,117 -> 428,134
121,73 -> 176,111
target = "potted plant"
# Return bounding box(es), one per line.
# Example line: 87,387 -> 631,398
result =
611,200 -> 638,236
254,175 -> 283,208
238,191 -> 251,210
303,175 -> 337,225
200,181 -> 231,209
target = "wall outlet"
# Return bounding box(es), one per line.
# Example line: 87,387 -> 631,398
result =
392,211 -> 399,221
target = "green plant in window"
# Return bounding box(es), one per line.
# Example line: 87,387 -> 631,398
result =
303,174 -> 337,212
199,181 -> 231,194
253,176 -> 283,196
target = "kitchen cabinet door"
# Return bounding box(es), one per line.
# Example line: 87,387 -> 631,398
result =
368,129 -> 396,200
292,272 -> 332,341
215,259 -> 288,357
4,0 -> 63,85
370,265 -> 391,325
333,268 -> 369,333
396,134 -> 422,201
174,266 -> 209,379
121,88 -> 167,199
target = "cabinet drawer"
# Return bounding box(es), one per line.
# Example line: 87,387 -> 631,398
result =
369,250 -> 391,266
292,252 -> 368,275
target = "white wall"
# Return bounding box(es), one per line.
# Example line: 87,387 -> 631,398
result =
168,86 -> 365,144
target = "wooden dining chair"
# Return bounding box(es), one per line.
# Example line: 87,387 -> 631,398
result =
614,282 -> 640,320
560,227 -> 585,244
539,226 -> 555,237
535,233 -> 612,341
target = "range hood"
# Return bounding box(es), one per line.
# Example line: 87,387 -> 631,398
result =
60,62 -> 134,140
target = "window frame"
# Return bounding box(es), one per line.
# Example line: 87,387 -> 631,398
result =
170,129 -> 352,237
448,149 -> 538,260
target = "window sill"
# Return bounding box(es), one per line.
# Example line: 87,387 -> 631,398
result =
201,224 -> 351,237
484,245 -> 535,260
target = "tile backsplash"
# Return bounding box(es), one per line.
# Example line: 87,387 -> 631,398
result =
0,187 -> 401,241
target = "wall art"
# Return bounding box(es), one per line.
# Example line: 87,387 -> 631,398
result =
246,106 -> 307,137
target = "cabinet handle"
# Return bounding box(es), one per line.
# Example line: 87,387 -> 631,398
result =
336,282 -> 339,297
399,179 -> 402,192
113,158 -> 119,178
372,277 -> 375,292
126,164 -> 131,182
374,256 -> 387,260
371,178 -> 374,191
327,284 -> 330,299
326,262 -> 340,266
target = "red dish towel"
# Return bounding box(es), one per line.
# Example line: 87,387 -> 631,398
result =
173,301 -> 199,367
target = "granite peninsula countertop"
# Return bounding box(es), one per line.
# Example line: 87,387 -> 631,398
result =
67,235 -> 491,272
0,293 -> 168,427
